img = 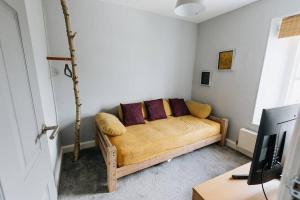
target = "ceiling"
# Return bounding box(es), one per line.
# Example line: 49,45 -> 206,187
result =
98,0 -> 260,23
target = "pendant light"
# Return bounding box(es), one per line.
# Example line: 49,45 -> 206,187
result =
175,0 -> 205,17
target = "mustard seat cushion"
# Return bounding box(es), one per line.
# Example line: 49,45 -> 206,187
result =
108,115 -> 220,167
186,101 -> 212,119
96,112 -> 126,136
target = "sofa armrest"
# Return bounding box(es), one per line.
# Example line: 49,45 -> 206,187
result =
95,125 -> 117,192
208,116 -> 229,146
95,124 -> 116,163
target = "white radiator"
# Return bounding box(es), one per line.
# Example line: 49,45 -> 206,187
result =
237,128 -> 257,158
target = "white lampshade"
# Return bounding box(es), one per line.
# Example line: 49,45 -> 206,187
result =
174,0 -> 205,17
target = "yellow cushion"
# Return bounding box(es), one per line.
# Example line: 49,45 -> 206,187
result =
118,103 -> 147,121
163,99 -> 172,116
109,115 -> 220,167
96,112 -> 126,136
186,101 -> 212,119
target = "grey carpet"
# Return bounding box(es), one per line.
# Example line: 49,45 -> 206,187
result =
59,144 -> 250,200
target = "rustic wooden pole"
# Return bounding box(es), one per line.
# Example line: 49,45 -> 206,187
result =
60,0 -> 81,161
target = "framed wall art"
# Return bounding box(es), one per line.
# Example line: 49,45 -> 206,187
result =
200,70 -> 212,87
218,49 -> 235,70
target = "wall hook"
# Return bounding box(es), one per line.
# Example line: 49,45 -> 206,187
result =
64,64 -> 73,78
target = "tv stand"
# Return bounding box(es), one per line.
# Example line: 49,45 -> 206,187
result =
192,162 -> 280,200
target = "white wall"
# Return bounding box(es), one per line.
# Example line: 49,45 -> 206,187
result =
192,0 -> 300,141
24,0 -> 60,173
43,0 -> 198,145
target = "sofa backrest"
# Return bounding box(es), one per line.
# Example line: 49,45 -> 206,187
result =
117,99 -> 212,122
162,99 -> 172,117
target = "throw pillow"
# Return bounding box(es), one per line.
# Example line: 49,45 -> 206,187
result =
186,101 -> 212,119
144,99 -> 167,121
95,112 -> 126,136
121,102 -> 145,126
169,98 -> 190,117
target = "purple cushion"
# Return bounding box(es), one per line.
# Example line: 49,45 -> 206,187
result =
121,103 -> 145,126
144,99 -> 167,121
169,98 -> 190,117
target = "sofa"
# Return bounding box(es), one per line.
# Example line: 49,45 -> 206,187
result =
95,99 -> 228,192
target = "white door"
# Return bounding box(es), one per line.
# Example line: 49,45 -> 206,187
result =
0,0 -> 57,199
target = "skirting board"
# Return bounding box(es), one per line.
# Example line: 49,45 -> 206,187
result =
225,138 -> 237,150
225,138 -> 253,158
61,140 -> 96,153
54,140 -> 96,187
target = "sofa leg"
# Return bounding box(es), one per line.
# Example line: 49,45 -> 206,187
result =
219,140 -> 226,146
208,116 -> 229,147
107,147 -> 117,192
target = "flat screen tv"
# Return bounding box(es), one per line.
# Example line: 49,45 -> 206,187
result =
248,104 -> 299,185
232,104 -> 299,198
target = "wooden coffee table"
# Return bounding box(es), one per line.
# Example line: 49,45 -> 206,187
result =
192,162 -> 280,200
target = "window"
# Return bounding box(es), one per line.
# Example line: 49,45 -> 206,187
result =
286,48 -> 300,104
253,16 -> 300,125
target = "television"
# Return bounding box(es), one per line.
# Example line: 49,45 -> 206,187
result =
248,104 -> 299,185
232,104 -> 299,186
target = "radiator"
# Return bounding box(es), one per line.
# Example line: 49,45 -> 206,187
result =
237,128 -> 257,158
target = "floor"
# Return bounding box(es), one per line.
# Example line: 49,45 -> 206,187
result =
59,144 -> 250,200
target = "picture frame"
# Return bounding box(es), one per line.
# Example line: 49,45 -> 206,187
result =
200,70 -> 212,87
218,49 -> 235,70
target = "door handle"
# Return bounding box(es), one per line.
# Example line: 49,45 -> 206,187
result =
35,124 -> 59,143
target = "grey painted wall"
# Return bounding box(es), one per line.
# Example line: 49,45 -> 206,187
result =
43,0 -> 198,145
192,0 -> 300,141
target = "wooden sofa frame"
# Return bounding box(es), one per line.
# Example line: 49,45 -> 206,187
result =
95,116 -> 229,192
